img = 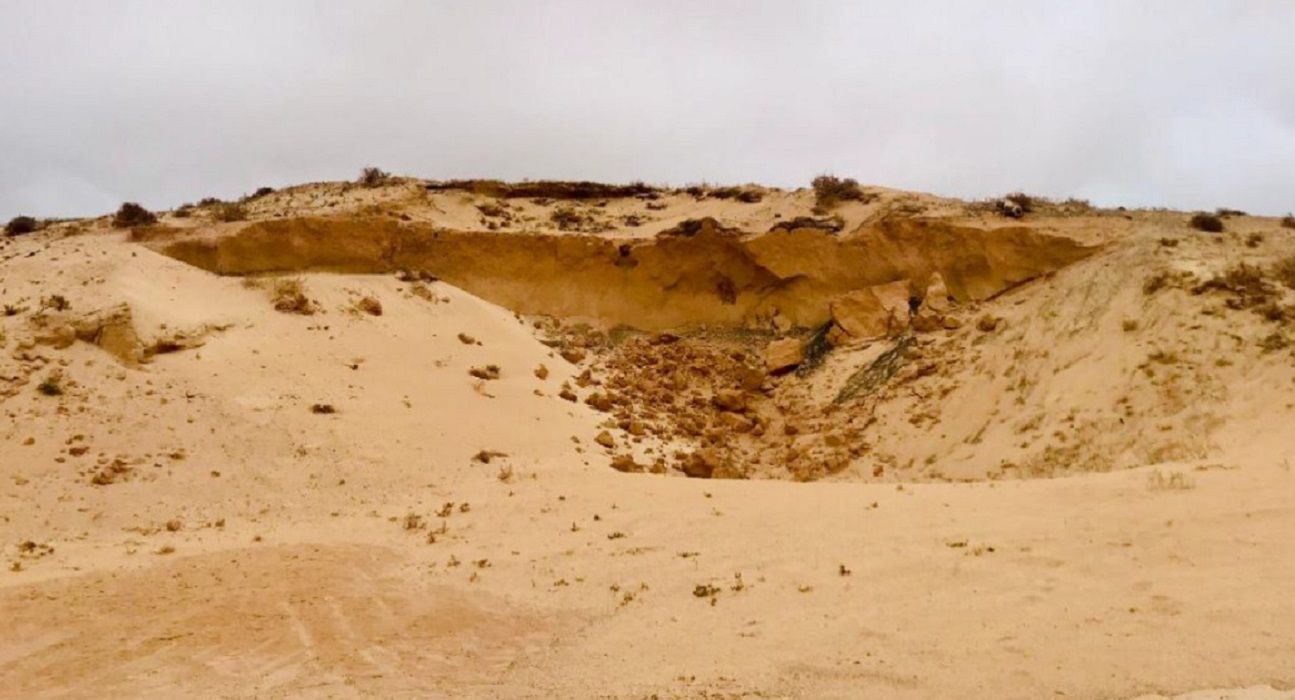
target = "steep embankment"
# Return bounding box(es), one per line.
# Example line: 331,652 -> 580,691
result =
149,214 -> 1097,330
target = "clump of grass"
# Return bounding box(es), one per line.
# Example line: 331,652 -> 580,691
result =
1259,332 -> 1289,353
358,166 -> 390,187
271,278 -> 316,315
1273,255 -> 1295,290
41,294 -> 70,311
811,175 -> 866,210
37,376 -> 63,396
1188,212 -> 1223,233
5,215 -> 38,236
1147,470 -> 1195,491
212,202 -> 247,222
112,202 -> 157,228
550,207 -> 585,230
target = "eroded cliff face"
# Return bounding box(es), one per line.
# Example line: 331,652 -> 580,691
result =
150,214 -> 1097,330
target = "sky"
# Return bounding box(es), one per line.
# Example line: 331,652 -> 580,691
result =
1,0 -> 1293,220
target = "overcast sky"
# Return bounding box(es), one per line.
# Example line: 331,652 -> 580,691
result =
2,1 -> 1293,220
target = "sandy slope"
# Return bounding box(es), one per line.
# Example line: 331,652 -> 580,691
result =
2,184 -> 1294,698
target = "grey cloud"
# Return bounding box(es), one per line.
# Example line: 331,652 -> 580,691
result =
2,0 -> 1293,219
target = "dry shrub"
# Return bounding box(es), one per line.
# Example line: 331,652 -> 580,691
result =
1281,214 -> 1295,229
550,207 -> 585,230
1189,212 -> 1224,233
710,186 -> 762,203
272,278 -> 316,314
1147,470 -> 1194,491
212,202 -> 247,222
5,216 -> 38,236
1274,256 -> 1295,290
812,175 -> 866,210
112,202 -> 157,228
354,296 -> 383,316
428,179 -> 657,200
358,166 -> 390,187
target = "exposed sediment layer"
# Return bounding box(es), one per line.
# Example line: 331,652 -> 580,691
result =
150,215 -> 1097,330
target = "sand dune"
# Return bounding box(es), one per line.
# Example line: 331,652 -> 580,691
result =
2,180 -> 1294,698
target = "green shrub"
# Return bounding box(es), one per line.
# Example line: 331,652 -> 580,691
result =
112,202 -> 157,228
1189,212 -> 1223,233
5,216 -> 38,236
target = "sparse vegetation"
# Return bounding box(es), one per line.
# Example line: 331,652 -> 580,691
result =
37,377 -> 63,396
41,294 -> 70,311
1274,256 -> 1295,290
1282,214 -> 1295,229
249,186 -> 275,199
354,296 -> 383,316
212,201 -> 247,222
1147,470 -> 1195,491
271,278 -> 316,315
1259,332 -> 1289,353
5,215 -> 38,236
111,202 -> 157,228
358,166 -> 390,187
550,207 -> 585,230
1188,212 -> 1223,233
811,175 -> 866,210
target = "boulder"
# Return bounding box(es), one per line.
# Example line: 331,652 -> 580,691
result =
763,337 -> 804,374
829,280 -> 911,341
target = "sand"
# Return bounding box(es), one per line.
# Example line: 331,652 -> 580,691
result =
2,181 -> 1294,698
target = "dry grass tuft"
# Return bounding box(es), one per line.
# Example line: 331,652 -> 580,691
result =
272,278 -> 316,315
811,175 -> 866,210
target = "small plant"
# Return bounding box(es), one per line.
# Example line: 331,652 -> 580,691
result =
5,215 -> 38,236
41,294 -> 70,311
172,204 -> 193,218
353,296 -> 382,316
37,377 -> 63,396
1271,255 -> 1295,291
1259,333 -> 1289,353
1188,212 -> 1223,233
197,197 -> 223,207
358,166 -> 390,187
550,207 -> 585,230
112,202 -> 157,228
811,175 -> 865,210
1215,207 -> 1246,217
212,202 -> 247,222
310,403 -> 336,414
1147,470 -> 1194,491
1281,214 -> 1295,229
249,186 -> 275,198
271,278 -> 316,315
